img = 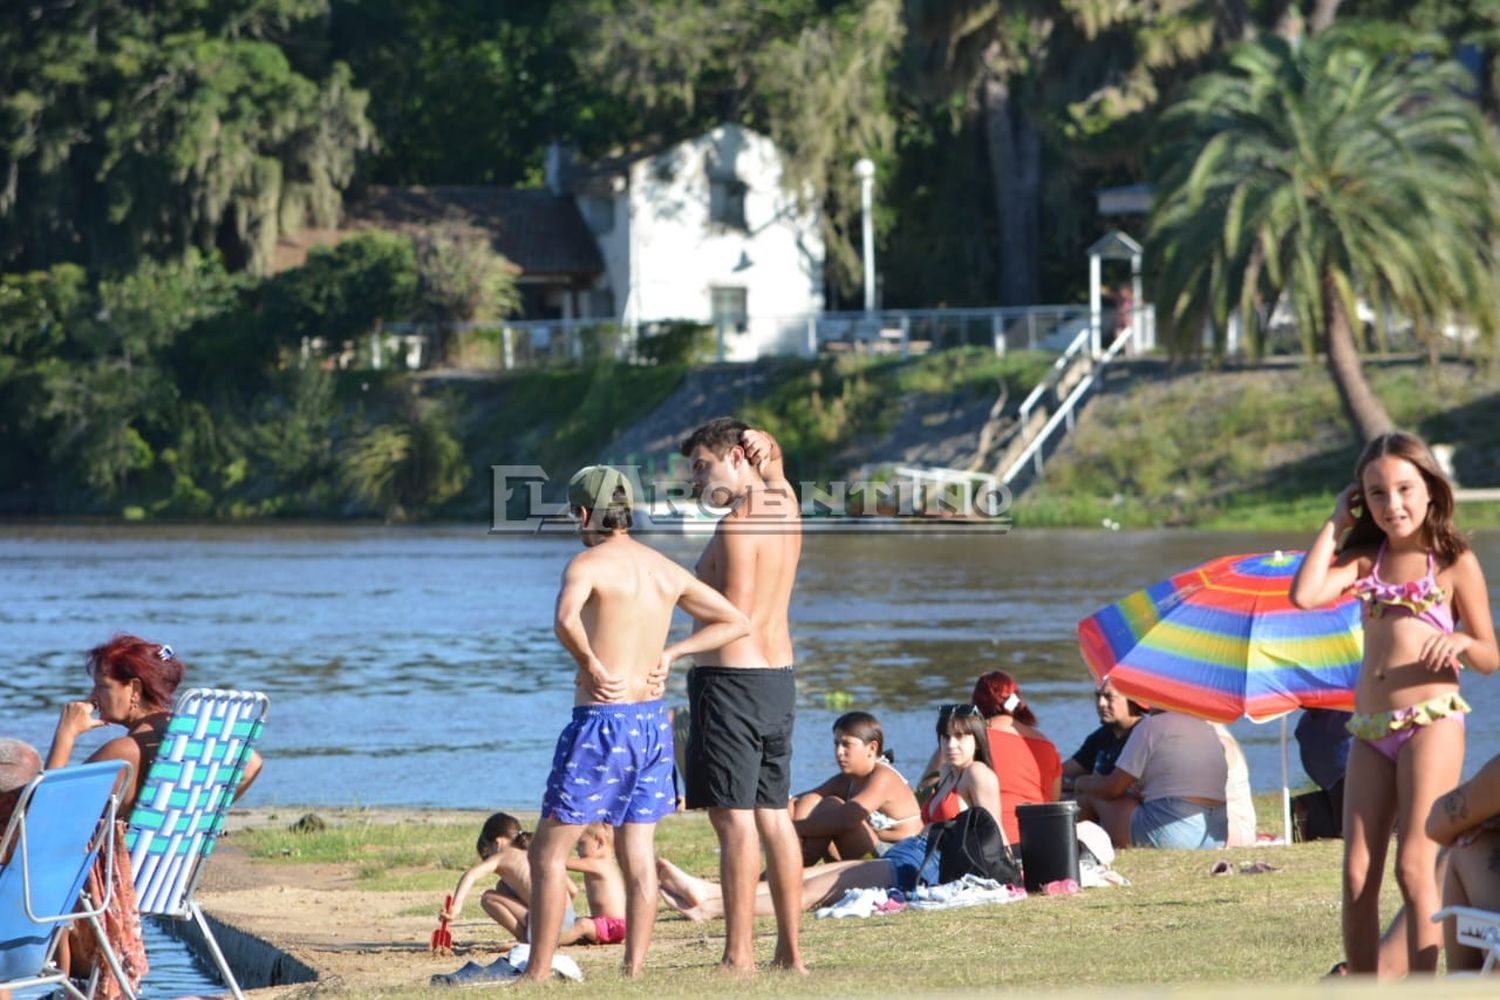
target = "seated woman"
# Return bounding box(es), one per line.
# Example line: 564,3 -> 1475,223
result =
918,671 -> 1060,845
658,703 -> 1001,920
791,711 -> 921,865
45,635 -> 264,1000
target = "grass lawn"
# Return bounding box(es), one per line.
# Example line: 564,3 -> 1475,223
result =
228,798 -> 1477,997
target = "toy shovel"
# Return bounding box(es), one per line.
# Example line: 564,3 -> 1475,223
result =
430,894 -> 455,955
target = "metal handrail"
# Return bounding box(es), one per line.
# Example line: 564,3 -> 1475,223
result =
1017,323 -> 1094,425
999,324 -> 1136,486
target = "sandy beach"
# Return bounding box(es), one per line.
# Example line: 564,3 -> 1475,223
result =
191,806 -> 1496,999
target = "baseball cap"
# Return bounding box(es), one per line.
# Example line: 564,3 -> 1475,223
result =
567,465 -> 633,514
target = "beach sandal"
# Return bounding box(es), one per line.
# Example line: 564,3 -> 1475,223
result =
429,957 -> 521,986
429,960 -> 485,986
1325,960 -> 1349,978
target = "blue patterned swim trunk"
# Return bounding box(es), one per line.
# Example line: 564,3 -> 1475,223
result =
540,699 -> 676,825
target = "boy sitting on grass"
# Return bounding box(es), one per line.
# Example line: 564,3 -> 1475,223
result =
557,823 -> 629,946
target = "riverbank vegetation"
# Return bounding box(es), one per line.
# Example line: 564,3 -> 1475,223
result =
8,4 -> 1500,523
1017,362 -> 1500,531
226,805 -> 1418,993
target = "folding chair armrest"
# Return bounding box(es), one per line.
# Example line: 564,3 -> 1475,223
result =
21,762 -> 132,926
1431,905 -> 1500,926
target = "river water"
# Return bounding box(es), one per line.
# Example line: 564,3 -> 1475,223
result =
6,524 -> 1500,811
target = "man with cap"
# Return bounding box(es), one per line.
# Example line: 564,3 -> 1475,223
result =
523,465 -> 752,982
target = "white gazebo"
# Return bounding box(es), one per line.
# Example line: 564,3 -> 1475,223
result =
1088,230 -> 1144,358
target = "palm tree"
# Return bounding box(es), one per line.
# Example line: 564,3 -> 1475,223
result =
1148,30 -> 1500,441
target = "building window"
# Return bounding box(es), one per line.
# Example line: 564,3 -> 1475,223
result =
709,176 -> 748,230
710,286 -> 748,334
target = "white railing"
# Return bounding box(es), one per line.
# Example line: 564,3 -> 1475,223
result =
1016,323 -> 1094,426
999,314 -> 1142,486
375,304 -> 1151,372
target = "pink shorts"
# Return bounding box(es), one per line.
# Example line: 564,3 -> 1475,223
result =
592,915 -> 626,944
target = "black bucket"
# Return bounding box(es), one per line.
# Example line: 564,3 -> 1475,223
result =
1015,801 -> 1080,892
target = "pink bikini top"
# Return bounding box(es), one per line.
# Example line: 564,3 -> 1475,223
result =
1351,542 -> 1454,634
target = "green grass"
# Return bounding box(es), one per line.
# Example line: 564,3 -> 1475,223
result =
228,806 -> 1440,997
1020,361 -> 1500,529
742,348 -> 1052,486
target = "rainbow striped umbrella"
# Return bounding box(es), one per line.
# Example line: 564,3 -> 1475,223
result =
1077,550 -> 1362,724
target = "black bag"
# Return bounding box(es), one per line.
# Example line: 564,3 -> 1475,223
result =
1292,786 -> 1343,841
920,807 -> 1022,887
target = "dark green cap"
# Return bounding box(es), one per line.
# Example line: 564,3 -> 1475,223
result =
567,465 -> 633,513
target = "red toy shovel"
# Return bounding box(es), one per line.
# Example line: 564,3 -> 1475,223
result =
430,894 -> 455,955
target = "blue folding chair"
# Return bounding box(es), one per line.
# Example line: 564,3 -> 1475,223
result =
0,760 -> 135,1000
125,688 -> 268,1000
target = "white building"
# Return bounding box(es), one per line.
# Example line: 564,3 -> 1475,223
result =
332,125 -> 824,363
567,124 -> 826,360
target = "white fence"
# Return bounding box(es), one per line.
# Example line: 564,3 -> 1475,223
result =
367,304 -> 1157,372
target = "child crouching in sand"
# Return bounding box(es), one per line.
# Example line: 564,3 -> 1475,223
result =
556,823 -> 629,945
442,812 -> 578,944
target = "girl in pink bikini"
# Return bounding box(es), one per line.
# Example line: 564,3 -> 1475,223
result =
1292,431 -> 1497,974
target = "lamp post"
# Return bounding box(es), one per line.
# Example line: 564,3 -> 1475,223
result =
855,157 -> 876,314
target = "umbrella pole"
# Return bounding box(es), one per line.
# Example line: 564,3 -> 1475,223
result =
1281,715 -> 1292,846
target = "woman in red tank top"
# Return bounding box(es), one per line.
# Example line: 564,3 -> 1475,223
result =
918,671 -> 1061,844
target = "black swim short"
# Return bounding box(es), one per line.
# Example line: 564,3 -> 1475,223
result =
685,666 -> 796,810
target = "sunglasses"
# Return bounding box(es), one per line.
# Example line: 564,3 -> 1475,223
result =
942,703 -> 983,719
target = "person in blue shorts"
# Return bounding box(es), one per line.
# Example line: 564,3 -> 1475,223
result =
522,465 -> 750,982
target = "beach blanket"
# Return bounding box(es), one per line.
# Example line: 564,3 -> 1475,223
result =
814,875 -> 1028,919
906,874 -> 1027,911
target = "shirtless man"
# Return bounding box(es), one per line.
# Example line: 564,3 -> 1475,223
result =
524,465 -> 751,982
678,418 -> 805,974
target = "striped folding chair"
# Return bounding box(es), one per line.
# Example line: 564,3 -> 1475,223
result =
125,688 -> 268,1000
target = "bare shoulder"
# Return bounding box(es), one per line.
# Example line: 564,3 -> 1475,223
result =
1449,547 -> 1488,586
1332,543 -> 1376,571
643,542 -> 694,582
966,762 -> 1000,791
87,733 -> 143,769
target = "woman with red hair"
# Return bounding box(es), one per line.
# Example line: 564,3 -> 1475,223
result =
919,671 -> 1061,844
45,635 -> 263,999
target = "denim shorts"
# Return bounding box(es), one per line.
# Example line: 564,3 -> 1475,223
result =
1130,797 -> 1228,849
882,833 -> 940,891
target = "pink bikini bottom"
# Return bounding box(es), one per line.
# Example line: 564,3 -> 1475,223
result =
1359,711 -> 1464,763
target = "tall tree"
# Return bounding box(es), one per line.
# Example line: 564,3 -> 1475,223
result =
329,1 -> 620,187
903,1 -> 1238,306
1149,30 -> 1500,441
0,0 -> 373,275
567,0 -> 904,297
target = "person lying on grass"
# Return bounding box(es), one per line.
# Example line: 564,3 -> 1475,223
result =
442,812 -> 579,944
658,703 -> 1000,920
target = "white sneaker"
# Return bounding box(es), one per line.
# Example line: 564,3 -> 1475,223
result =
826,887 -> 885,918
504,944 -> 585,982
